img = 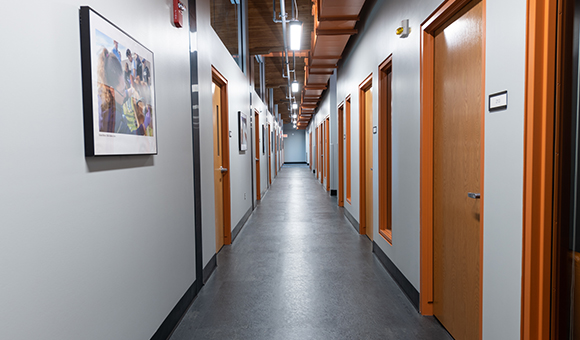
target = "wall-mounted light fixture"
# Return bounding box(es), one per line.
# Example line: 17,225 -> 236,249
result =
292,80 -> 299,93
289,21 -> 302,50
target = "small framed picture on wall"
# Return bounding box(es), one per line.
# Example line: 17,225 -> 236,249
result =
238,111 -> 248,152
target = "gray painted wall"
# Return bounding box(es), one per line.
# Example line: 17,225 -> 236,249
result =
0,0 -> 196,339
197,0 -> 257,266
483,0 -> 526,337
283,124 -> 306,163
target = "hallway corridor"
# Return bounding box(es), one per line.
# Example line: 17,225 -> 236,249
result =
169,165 -> 452,339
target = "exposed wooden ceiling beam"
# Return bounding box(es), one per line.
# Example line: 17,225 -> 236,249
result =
318,15 -> 360,21
309,70 -> 334,75
262,50 -> 310,57
310,64 -> 337,69
304,85 -> 327,90
316,28 -> 358,36
311,55 -> 342,60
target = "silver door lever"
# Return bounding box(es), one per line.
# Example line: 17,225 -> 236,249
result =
219,167 -> 228,173
468,192 -> 481,199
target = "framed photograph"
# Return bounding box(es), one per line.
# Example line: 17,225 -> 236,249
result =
262,125 -> 266,155
238,111 -> 248,151
80,7 -> 157,156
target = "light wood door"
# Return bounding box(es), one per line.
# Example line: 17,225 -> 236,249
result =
364,87 -> 373,241
432,1 -> 483,339
255,111 -> 261,200
212,81 -> 225,253
338,105 -> 344,206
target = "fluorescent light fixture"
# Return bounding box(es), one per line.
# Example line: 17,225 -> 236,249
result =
292,113 -> 297,118
289,21 -> 302,50
292,80 -> 299,93
292,102 -> 298,110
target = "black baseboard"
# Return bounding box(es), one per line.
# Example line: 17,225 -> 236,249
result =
330,189 -> 337,196
343,208 -> 359,233
232,207 -> 252,242
150,279 -> 200,340
203,254 -> 217,284
372,242 -> 420,311
284,161 -> 307,164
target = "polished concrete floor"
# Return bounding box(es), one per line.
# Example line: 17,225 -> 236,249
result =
169,164 -> 452,340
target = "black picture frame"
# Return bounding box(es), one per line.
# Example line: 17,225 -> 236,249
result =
262,125 -> 266,155
238,111 -> 248,151
80,6 -> 157,156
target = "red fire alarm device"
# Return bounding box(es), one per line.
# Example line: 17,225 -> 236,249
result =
173,0 -> 185,28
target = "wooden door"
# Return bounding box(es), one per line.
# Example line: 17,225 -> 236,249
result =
325,118 -> 330,191
212,80 -> 225,253
310,132 -> 312,169
432,2 -> 483,339
255,111 -> 261,200
363,86 -> 373,240
320,124 -> 324,184
338,105 -> 345,206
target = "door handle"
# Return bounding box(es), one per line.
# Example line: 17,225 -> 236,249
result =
255,158 -> 259,161
219,167 -> 228,173
467,192 -> 481,199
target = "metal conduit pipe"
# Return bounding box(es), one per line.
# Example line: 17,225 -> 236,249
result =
278,0 -> 293,103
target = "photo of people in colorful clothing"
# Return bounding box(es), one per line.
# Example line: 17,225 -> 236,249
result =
95,29 -> 154,136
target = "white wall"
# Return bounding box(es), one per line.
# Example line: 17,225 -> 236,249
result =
197,0 -> 254,264
320,0 -> 528,337
283,124 -> 307,162
482,0 -> 526,337
251,89 -> 272,201
0,1 -> 196,339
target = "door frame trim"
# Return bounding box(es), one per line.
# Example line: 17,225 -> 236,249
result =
211,66 -> 232,246
419,3 -> 486,338
359,73 -> 373,236
325,117 -> 330,191
338,102 -> 345,207
255,109 -> 261,201
520,0 -> 558,338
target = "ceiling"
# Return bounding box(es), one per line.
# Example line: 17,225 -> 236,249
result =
248,0 -> 314,124
215,0 -> 367,127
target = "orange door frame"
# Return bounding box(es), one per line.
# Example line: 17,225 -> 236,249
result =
325,117 -> 330,191
359,74 -> 373,236
211,66 -> 232,246
338,103 -> 345,207
419,2 -> 486,335
520,0 -> 558,338
255,110 -> 261,201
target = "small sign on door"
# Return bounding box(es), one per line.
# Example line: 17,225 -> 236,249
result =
489,90 -> 508,112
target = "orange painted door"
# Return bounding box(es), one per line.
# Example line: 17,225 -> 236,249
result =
320,125 -> 324,184
310,132 -> 312,169
325,118 -> 330,191
432,2 -> 483,339
338,106 -> 344,206
212,81 -> 225,253
364,88 -> 373,241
